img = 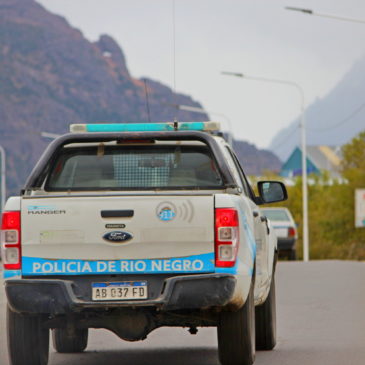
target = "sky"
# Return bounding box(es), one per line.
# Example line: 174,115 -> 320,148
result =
38,0 -> 365,150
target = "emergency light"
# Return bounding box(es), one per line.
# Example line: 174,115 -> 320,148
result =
70,122 -> 220,133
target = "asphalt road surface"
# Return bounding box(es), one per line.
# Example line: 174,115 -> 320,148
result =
1,261 -> 365,365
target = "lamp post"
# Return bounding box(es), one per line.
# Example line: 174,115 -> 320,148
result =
285,6 -> 365,24
221,71 -> 309,262
0,145 -> 6,212
170,104 -> 234,147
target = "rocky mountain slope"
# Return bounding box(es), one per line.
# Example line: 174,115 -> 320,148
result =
0,0 -> 281,195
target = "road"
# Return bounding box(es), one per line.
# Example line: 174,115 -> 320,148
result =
1,261 -> 365,365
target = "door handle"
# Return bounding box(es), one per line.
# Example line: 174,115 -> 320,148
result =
101,210 -> 134,218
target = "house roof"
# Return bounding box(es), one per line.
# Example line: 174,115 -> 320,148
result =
306,146 -> 341,176
280,145 -> 342,177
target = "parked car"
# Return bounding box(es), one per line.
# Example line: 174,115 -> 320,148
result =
260,207 -> 297,260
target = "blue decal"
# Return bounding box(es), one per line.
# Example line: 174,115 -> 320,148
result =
158,208 -> 175,221
3,270 -> 22,279
22,253 -> 215,276
27,205 -> 56,211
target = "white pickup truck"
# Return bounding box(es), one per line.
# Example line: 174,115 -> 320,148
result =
1,122 -> 287,365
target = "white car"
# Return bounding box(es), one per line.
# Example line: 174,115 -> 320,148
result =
2,122 -> 287,365
260,207 -> 297,260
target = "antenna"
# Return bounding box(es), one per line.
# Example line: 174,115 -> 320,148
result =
172,0 -> 178,122
143,78 -> 151,123
172,0 -> 176,94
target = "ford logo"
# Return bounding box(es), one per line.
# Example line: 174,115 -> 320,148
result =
103,231 -> 133,243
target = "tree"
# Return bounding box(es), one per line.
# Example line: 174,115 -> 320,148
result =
257,130 -> 365,260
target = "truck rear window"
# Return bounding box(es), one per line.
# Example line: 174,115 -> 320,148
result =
46,145 -> 224,190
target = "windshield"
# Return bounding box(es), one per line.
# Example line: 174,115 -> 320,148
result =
262,209 -> 290,222
46,144 -> 224,191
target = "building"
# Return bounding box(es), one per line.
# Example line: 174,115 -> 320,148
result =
280,145 -> 342,178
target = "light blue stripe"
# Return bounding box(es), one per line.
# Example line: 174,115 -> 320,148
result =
22,253 -> 215,276
3,270 -> 21,279
86,123 -> 174,132
238,205 -> 257,260
85,122 -> 206,133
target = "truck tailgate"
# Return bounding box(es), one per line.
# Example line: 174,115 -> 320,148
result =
21,195 -> 215,276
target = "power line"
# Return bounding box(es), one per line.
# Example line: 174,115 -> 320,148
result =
307,100 -> 365,132
171,0 -> 177,121
269,123 -> 300,151
143,78 -> 151,123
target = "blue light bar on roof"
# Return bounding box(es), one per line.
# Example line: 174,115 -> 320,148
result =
70,122 -> 220,133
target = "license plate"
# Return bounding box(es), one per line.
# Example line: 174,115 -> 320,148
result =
91,281 -> 148,301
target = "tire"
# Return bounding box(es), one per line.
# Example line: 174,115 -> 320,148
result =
288,250 -> 296,261
217,282 -> 255,365
255,274 -> 276,350
7,305 -> 49,365
52,327 -> 88,353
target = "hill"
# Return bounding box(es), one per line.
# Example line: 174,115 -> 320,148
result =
269,56 -> 365,160
0,0 -> 281,195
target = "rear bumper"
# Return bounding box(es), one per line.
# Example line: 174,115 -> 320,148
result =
5,273 -> 236,315
277,237 -> 296,251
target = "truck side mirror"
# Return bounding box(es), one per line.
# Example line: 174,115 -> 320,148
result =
257,181 -> 288,204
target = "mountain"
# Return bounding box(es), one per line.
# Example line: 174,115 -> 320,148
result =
233,140 -> 281,175
269,56 -> 365,161
0,0 -> 281,195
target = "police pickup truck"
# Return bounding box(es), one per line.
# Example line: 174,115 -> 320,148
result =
1,122 -> 287,365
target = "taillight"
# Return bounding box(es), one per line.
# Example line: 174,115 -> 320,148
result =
288,227 -> 296,238
1,211 -> 21,270
215,208 -> 239,267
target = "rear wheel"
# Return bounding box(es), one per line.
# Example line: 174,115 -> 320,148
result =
7,305 -> 49,365
217,282 -> 255,365
52,327 -> 88,353
255,274 -> 276,350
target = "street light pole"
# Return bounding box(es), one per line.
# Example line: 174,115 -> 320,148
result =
41,132 -> 62,139
0,145 -> 6,212
285,6 -> 365,24
221,71 -> 309,261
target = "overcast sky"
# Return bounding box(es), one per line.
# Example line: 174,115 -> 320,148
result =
38,0 -> 365,149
